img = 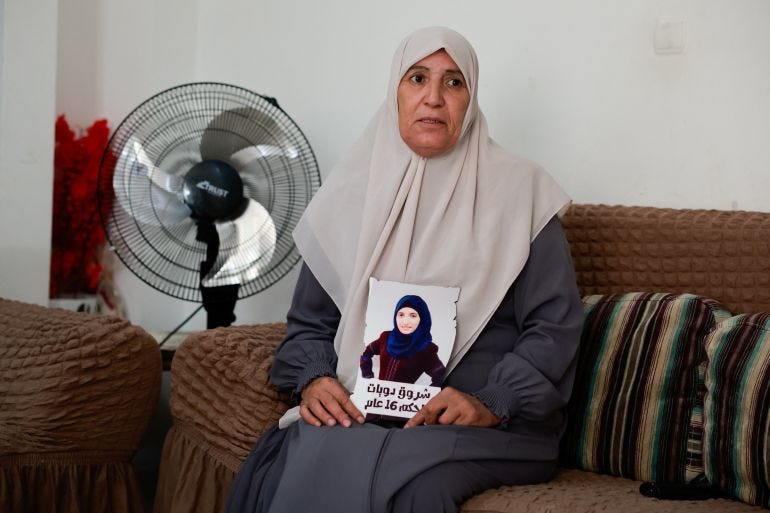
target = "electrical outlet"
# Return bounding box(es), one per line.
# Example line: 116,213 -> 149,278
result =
654,18 -> 686,55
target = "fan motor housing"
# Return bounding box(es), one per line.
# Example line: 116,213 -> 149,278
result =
182,159 -> 246,220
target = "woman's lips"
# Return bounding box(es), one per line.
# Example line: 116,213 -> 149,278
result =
418,118 -> 445,125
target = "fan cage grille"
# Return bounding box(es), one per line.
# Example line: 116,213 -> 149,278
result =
98,82 -> 320,302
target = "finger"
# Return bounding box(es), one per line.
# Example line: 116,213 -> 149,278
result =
404,409 -> 426,428
429,387 -> 467,425
419,402 -> 444,425
326,383 -> 365,424
405,387 -> 455,427
306,396 -> 337,427
299,402 -> 323,427
438,406 -> 463,425
326,381 -> 364,427
340,395 -> 365,424
301,377 -> 348,426
424,389 -> 455,421
318,390 -> 353,427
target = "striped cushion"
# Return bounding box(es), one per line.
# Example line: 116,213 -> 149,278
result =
562,293 -> 730,482
703,313 -> 770,507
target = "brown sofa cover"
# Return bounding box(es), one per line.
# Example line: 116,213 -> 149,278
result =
155,204 -> 770,513
0,298 -> 162,513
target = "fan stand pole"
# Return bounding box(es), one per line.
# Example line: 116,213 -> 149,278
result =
200,283 -> 239,329
196,221 -> 239,329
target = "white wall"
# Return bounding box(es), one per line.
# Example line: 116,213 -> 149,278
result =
192,0 -> 770,212
56,0 -> 201,132
0,0 -> 59,305
13,0 -> 770,331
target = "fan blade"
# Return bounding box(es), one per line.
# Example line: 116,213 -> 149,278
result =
228,145 -> 300,207
201,199 -> 277,287
199,105 -> 300,197
199,107 -> 293,160
199,107 -> 302,210
149,186 -> 192,225
127,138 -> 184,193
229,145 -> 299,166
112,138 -> 191,225
231,144 -> 299,161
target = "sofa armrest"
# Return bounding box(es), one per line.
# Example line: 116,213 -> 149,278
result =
169,323 -> 291,465
0,298 -> 161,455
0,297 -> 161,513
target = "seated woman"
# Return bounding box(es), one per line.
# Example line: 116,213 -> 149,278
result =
226,26 -> 584,513
360,294 -> 446,386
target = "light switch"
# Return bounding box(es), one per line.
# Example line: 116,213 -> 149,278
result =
654,18 -> 686,55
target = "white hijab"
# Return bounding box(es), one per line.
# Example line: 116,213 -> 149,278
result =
293,27 -> 570,391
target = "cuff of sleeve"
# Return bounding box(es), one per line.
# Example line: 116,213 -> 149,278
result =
293,360 -> 337,402
472,386 -> 521,429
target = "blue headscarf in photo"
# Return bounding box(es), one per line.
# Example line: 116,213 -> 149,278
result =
386,295 -> 433,359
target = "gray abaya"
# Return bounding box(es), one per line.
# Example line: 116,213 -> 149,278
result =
226,216 -> 583,513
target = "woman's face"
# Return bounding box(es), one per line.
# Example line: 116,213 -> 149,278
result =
397,49 -> 470,158
396,306 -> 420,335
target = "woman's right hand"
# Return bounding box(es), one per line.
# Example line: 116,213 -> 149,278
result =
300,376 -> 365,428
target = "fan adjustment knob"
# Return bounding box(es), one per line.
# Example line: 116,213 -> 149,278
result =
182,159 -> 246,221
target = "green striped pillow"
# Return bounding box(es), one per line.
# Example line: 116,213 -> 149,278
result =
703,313 -> 770,507
561,293 -> 730,482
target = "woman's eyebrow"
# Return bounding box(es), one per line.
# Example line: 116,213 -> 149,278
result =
405,65 -> 463,75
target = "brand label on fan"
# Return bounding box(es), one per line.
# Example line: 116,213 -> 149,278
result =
196,180 -> 229,198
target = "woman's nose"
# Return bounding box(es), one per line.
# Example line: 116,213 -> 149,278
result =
423,81 -> 443,106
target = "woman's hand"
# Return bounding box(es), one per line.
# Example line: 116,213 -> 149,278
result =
404,386 -> 501,428
300,376 -> 365,428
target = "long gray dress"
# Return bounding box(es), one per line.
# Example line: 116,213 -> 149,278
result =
226,216 -> 584,513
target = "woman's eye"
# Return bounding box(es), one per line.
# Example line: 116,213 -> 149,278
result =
409,74 -> 424,84
447,78 -> 463,87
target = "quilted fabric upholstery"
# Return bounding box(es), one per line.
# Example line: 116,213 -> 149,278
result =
0,298 -> 161,513
154,324 -> 291,513
167,323 -> 291,470
462,468 -> 761,513
0,298 -> 161,454
562,204 -> 770,314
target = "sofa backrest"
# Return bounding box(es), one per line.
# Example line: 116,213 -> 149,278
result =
562,204 -> 770,314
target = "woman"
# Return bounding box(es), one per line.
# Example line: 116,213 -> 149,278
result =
360,295 -> 445,386
226,26 -> 583,513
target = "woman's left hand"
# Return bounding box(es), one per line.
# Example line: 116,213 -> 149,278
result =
404,386 -> 501,428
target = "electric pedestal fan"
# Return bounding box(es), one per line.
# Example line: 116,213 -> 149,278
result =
98,82 -> 320,329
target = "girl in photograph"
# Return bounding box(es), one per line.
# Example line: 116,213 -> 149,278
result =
360,294 -> 445,386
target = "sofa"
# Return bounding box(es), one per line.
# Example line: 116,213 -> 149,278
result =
0,298 -> 162,513
154,203 -> 770,513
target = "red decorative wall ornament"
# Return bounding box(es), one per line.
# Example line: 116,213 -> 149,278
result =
49,115 -> 112,298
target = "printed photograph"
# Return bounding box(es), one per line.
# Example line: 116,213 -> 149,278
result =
351,278 -> 460,419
